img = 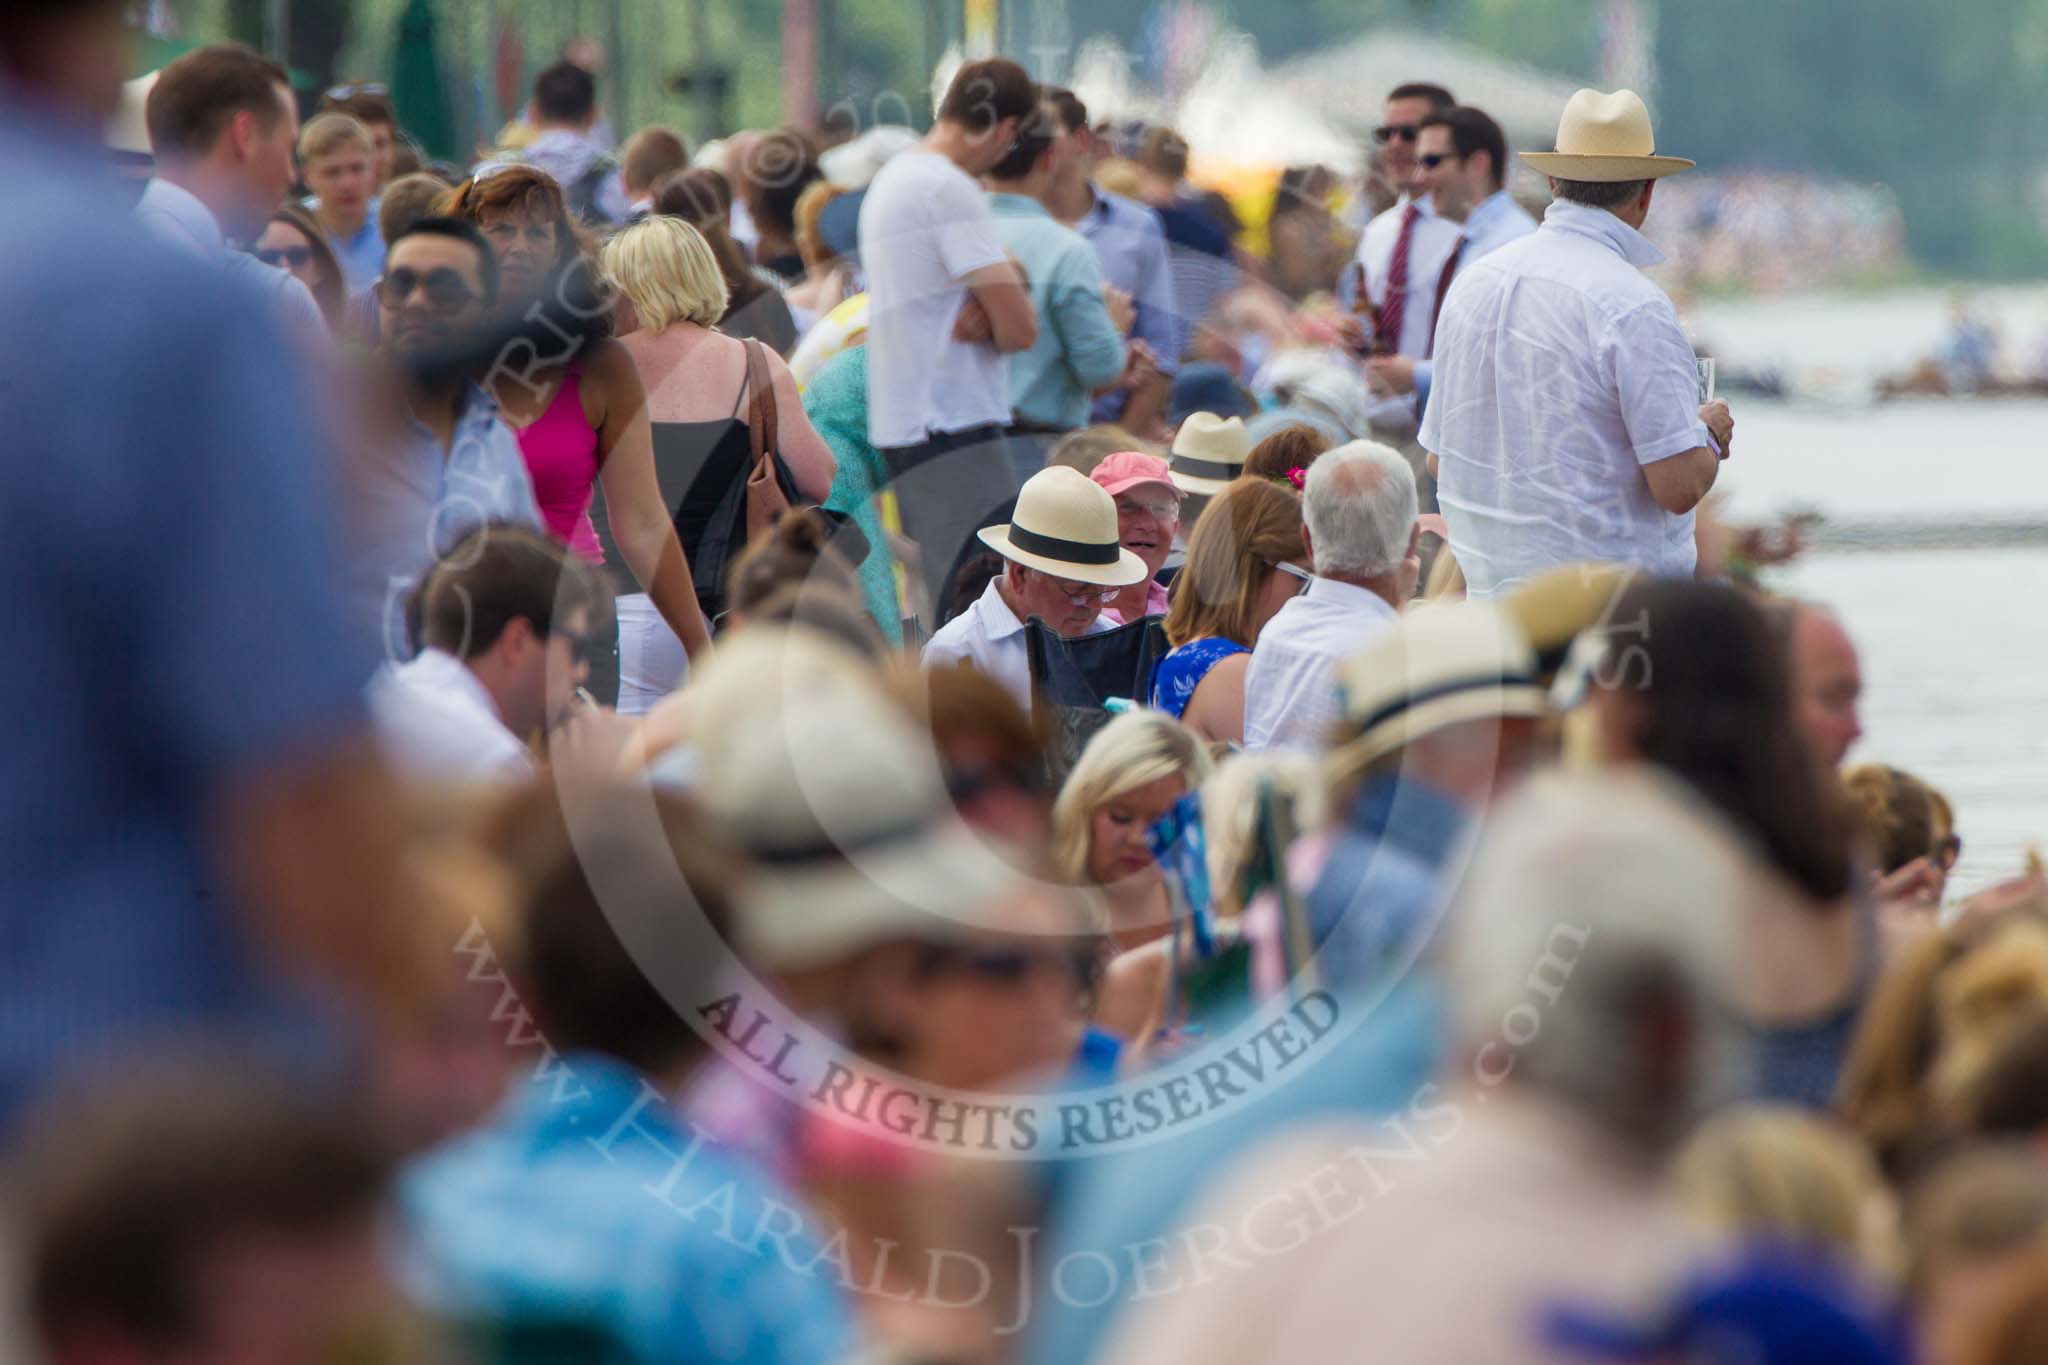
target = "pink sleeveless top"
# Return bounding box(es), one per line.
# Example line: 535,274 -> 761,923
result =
513,363 -> 604,563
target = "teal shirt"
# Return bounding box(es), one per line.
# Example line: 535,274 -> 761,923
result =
988,192 -> 1128,429
804,344 -> 903,644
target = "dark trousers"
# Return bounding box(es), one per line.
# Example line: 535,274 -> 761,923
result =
880,424 -> 1021,629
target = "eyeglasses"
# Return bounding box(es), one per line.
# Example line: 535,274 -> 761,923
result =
254,245 -> 313,269
1046,575 -> 1118,606
1116,497 -> 1181,521
1934,833 -> 1963,871
375,266 -> 478,312
1269,560 -> 1315,595
1373,124 -> 1421,145
324,82 -> 388,101
1418,151 -> 1465,169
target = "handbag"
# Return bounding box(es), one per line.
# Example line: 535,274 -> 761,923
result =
741,338 -> 793,543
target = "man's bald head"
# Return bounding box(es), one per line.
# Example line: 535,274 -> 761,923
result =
1786,604 -> 1863,769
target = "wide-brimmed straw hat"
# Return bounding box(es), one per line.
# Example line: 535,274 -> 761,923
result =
703,689 -> 1034,971
1330,602 -> 1548,781
978,467 -> 1149,588
1168,412 -> 1255,495
1520,88 -> 1694,183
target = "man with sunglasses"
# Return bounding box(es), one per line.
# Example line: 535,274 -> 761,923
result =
1364,106 -> 1536,415
352,217 -> 543,648
368,524 -> 598,782
1339,83 -> 1460,439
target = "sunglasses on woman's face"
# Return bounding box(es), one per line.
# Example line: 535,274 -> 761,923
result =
375,266 -> 477,312
255,245 -> 314,269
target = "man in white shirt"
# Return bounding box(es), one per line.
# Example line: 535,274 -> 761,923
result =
1420,89 -> 1736,599
924,467 -> 1147,709
1364,105 -> 1536,415
1244,442 -> 1420,752
369,525 -> 598,783
862,57 -> 1039,625
1342,82 -> 1460,437
134,45 -> 326,340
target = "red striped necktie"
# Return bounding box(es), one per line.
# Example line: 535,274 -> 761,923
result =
1377,202 -> 1420,352
1425,237 -> 1467,358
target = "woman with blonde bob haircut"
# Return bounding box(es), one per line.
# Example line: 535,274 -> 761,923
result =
602,214 -> 729,332
1149,478 -> 1310,745
596,214 -> 837,690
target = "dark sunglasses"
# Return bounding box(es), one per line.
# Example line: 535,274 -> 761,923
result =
943,945 -> 1097,989
1373,124 -> 1421,145
376,266 -> 477,312
1934,833 -> 1963,871
1418,151 -> 1465,169
254,245 -> 314,269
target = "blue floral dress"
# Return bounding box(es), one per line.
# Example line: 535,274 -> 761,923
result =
1149,636 -> 1250,719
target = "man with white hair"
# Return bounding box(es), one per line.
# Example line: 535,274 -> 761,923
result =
1242,441 -> 1420,752
1102,770 -> 1749,1363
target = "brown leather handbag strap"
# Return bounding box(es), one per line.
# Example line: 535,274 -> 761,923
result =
742,338 -> 779,464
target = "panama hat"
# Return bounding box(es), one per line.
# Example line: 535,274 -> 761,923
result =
1168,412 -> 1255,495
702,688 -> 1037,971
1497,562 -> 1642,682
1520,88 -> 1694,182
979,467 -> 1149,588
1329,601 -> 1548,782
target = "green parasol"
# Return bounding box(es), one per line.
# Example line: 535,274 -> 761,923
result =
390,0 -> 455,163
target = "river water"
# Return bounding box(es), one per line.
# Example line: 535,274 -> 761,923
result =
1688,288 -> 2048,894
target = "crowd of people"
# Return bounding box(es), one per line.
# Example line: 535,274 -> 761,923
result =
9,2 -> 2048,1362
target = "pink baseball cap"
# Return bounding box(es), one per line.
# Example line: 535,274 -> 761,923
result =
1090,450 -> 1182,501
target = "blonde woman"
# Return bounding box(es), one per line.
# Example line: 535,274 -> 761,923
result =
1148,478 -> 1311,745
599,216 -> 836,707
1673,1106 -> 1901,1283
1052,709 -> 1214,956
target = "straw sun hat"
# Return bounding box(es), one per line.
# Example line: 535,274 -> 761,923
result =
978,467 -> 1149,588
1167,412 -> 1255,495
1330,602 -> 1548,780
704,688 -> 1034,972
1520,88 -> 1695,183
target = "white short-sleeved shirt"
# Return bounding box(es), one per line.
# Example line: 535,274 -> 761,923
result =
859,149 -> 1011,448
368,648 -> 535,784
922,578 -> 1112,709
1242,578 -> 1400,753
1419,201 -> 1711,598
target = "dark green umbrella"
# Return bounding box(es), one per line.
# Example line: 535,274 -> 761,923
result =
390,0 -> 455,163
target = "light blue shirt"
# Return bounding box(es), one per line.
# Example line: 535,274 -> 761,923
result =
305,193 -> 385,292
350,381 -> 542,656
989,192 -> 1127,429
402,1053 -> 857,1365
138,176 -> 326,338
4,109 -> 368,1123
1413,188 -> 1539,413
1074,187 -> 1181,420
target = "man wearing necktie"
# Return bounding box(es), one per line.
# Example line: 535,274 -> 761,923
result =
1366,106 -> 1537,419
1342,83 -> 1461,444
